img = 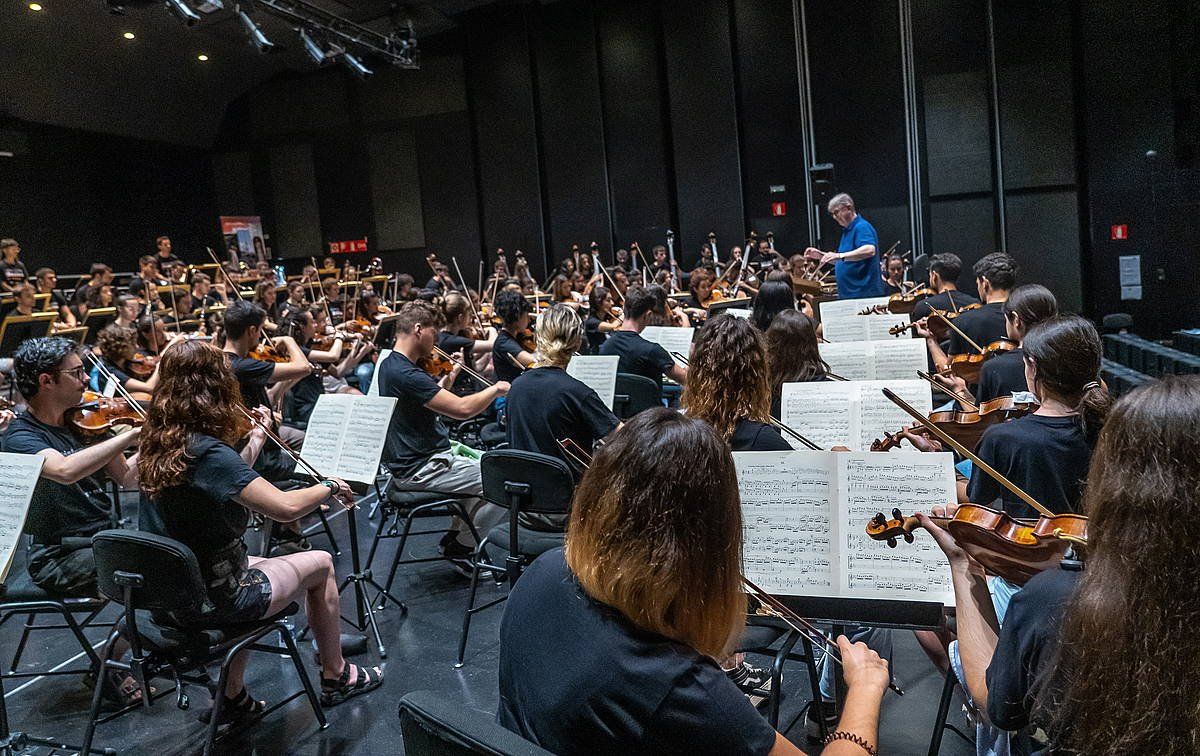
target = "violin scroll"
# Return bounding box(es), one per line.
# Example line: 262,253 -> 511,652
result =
867,509 -> 918,548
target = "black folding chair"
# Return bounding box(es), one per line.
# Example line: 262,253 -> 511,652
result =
399,690 -> 554,756
81,530 -> 326,756
456,450 -> 573,666
612,372 -> 662,419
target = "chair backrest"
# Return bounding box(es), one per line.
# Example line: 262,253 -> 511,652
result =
92,529 -> 207,613
398,690 -> 554,756
613,372 -> 662,419
481,450 -> 573,516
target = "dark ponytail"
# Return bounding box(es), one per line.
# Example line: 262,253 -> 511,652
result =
1002,284 -> 1058,335
1022,315 -> 1112,444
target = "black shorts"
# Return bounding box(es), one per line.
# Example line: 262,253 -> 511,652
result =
165,568 -> 273,629
27,544 -> 99,598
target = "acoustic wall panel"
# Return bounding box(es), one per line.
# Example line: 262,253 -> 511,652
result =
268,143 -> 323,259
368,129 -> 426,251
211,151 -> 256,217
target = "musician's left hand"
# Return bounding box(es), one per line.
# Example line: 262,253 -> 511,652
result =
915,511 -> 969,568
820,251 -> 841,266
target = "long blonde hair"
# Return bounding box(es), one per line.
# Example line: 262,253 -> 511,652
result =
566,409 -> 746,659
534,304 -> 581,368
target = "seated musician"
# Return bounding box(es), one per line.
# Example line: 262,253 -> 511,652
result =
491,290 -> 536,384
253,280 -> 280,324
2,337 -> 144,705
549,275 -> 583,310
921,253 -> 1016,372
910,253 -> 980,322
598,285 -> 688,387
750,280 -> 797,332
765,310 -> 833,418
34,268 -> 76,326
70,263 -> 114,315
498,409 -> 889,755
3,283 -> 39,324
278,308 -> 357,425
93,324 -> 161,396
438,292 -> 496,382
191,272 -> 227,311
137,340 -> 382,717
112,294 -> 140,329
583,286 -> 619,354
154,235 -> 180,269
880,253 -> 909,295
394,273 -> 417,303
424,262 -> 455,296
607,266 -> 629,299
135,314 -> 172,357
0,238 -> 29,292
686,267 -> 720,314
378,300 -> 509,573
935,284 -> 1058,405
809,193 -> 885,300
320,278 -> 344,323
278,280 -> 308,320
919,376 -> 1199,755
129,255 -> 169,295
504,304 -> 619,528
73,281 -> 114,323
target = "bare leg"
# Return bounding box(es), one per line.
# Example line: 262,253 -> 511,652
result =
914,628 -> 953,676
250,551 -> 348,683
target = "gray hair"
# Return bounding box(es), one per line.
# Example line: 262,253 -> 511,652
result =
827,193 -> 855,212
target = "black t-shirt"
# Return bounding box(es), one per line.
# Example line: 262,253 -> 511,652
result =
493,329 -> 527,384
948,301 -> 1008,356
583,315 -> 607,355
0,260 -> 29,288
967,414 -> 1090,518
2,413 -> 111,544
228,353 -> 273,411
730,419 -> 791,452
598,330 -> 676,387
437,331 -> 475,360
987,567 -> 1080,745
150,434 -> 260,606
976,348 -> 1028,403
377,351 -> 449,477
72,281 -> 94,306
290,346 -> 323,423
47,290 -> 70,313
498,549 -> 778,755
505,367 -> 619,481
156,252 -> 181,268
910,289 -> 980,322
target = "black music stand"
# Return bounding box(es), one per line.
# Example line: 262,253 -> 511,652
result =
373,315 -> 399,349
53,326 -> 89,345
707,298 -> 754,317
81,307 -> 117,344
0,314 -> 56,357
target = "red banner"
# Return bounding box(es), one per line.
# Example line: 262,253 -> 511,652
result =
328,238 -> 368,254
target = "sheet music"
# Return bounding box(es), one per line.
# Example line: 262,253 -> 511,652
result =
299,394 -> 398,483
779,379 -> 932,451
366,348 -> 392,396
822,314 -> 909,343
566,355 -> 619,410
819,340 -> 927,382
640,326 -> 694,366
780,382 -> 854,450
735,451 -> 837,595
735,449 -> 954,605
725,308 -> 752,319
818,296 -> 889,320
0,453 -> 45,582
837,452 -> 956,605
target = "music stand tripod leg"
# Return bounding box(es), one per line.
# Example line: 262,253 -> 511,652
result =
0,669 -> 116,756
332,504 -> 407,659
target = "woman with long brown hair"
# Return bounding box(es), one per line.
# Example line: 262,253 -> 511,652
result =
921,375 -> 1200,755
138,340 -> 382,721
764,310 -> 831,418
498,409 -> 888,754
682,314 -> 790,452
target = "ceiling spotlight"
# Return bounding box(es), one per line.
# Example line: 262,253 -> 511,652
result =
236,6 -> 275,53
164,0 -> 201,26
197,53 -> 209,61
123,31 -> 136,40
343,51 -> 372,78
298,28 -> 333,65
28,3 -> 43,11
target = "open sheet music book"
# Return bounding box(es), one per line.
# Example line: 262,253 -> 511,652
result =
299,394 -> 397,484
780,379 -> 932,451
818,339 -> 928,381
0,453 -> 45,582
566,355 -> 619,409
735,450 -> 955,605
366,349 -> 392,397
821,314 -> 909,342
818,296 -> 889,321
640,326 -> 694,366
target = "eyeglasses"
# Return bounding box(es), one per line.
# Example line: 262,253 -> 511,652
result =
55,366 -> 88,381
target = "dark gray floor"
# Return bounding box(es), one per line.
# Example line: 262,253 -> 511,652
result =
1,493 -> 976,755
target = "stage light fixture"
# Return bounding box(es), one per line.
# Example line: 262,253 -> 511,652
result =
123,31 -> 136,39
298,27 -> 332,65
237,5 -> 275,53
164,0 -> 201,25
197,53 -> 209,61
342,51 -> 372,78
28,3 -> 43,11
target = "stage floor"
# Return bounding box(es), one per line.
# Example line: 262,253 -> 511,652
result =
1,491 -> 975,754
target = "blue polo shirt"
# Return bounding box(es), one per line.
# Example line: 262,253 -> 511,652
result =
835,214 -> 885,299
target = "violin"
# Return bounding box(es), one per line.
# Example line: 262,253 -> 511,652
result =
941,338 -> 1017,385
870,394 -> 1035,453
250,341 -> 289,363
417,351 -> 455,378
889,302 -> 982,340
866,505 -> 1087,585
69,393 -> 145,436
517,327 -> 536,352
125,352 -> 158,380
884,286 -> 933,315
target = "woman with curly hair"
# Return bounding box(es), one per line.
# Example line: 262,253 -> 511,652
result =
682,313 -> 790,452
93,323 -> 161,396
137,340 -> 382,719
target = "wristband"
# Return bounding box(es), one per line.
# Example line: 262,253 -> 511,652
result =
320,480 -> 338,497
822,731 -> 877,756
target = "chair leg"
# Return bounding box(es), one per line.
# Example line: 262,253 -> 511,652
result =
80,627 -> 122,756
927,670 -> 958,756
455,563 -> 484,668
379,510 -> 418,603
766,631 -> 801,730
203,647 -> 236,756
800,637 -> 828,739
10,612 -> 36,672
278,622 -> 328,730
313,506 -> 341,556
364,507 -> 395,572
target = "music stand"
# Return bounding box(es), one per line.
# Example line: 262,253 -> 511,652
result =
33,293 -> 51,312
0,313 -> 57,357
81,307 -> 116,344
707,297 -> 753,316
373,314 -> 400,349
53,327 -> 89,345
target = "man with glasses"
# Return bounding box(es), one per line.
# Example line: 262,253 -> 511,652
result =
1,337 -> 140,597
807,192 -> 885,299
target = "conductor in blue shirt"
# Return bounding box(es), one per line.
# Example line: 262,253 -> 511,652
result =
807,192 -> 885,299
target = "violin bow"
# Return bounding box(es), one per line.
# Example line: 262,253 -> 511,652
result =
597,261 -> 626,305
915,369 -> 978,411
83,351 -> 148,420
450,256 -> 488,335
881,388 -> 1054,519
309,257 -> 334,327
206,248 -> 245,302
432,345 -> 493,386
926,305 -> 984,354
741,576 -> 903,696
236,405 -> 356,510
557,437 -> 593,470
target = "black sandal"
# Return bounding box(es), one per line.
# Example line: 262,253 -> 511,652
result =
320,662 -> 383,707
98,669 -> 154,708
199,688 -> 266,726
